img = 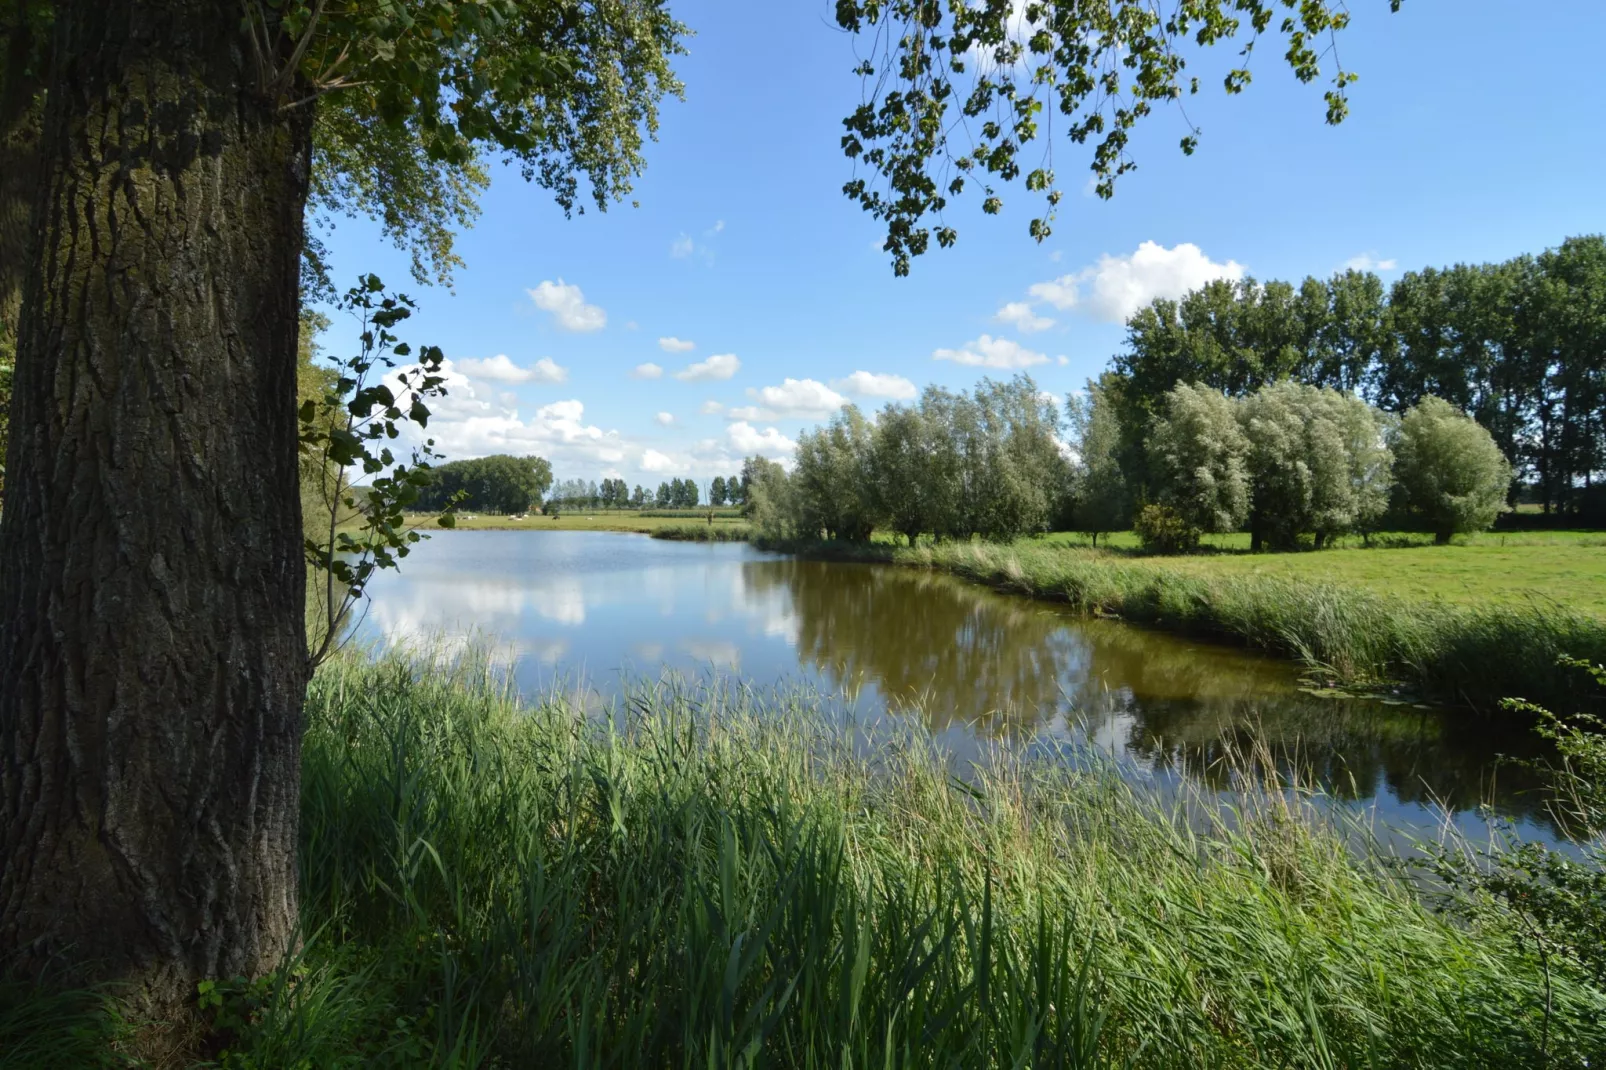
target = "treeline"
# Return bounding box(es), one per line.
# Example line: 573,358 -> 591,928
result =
1110,234 -> 1606,519
545,475 -> 749,513
1082,381 -> 1510,550
751,374 -> 1510,552
414,455 -> 553,514
743,377 -> 1066,545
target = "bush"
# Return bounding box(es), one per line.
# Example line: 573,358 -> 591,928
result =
1134,503 -> 1200,553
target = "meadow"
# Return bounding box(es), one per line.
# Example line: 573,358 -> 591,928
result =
7,650 -> 1600,1067
1038,529 -> 1606,617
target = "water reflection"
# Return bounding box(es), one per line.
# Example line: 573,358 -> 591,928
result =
356,532 -> 1560,837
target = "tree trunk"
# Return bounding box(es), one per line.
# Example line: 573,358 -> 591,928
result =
1434,530 -> 1452,546
0,0 -> 312,1010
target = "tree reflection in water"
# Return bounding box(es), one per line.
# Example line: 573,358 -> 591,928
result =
742,557 -> 1558,831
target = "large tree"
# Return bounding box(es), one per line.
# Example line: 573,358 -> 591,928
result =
0,0 -> 683,1007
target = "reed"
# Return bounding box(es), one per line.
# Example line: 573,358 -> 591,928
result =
650,521 -> 752,542
11,648 -> 1585,1068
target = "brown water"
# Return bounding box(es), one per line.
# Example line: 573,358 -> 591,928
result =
356,531 -> 1561,841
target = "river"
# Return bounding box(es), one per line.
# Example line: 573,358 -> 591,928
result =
355,530 -> 1561,842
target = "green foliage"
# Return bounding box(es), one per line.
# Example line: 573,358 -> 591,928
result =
236,0 -> 689,292
1428,659 -> 1606,991
741,456 -> 795,542
1110,236 -> 1606,520
1064,377 -> 1130,545
709,475 -> 728,506
299,276 -> 457,668
1132,503 -> 1200,555
1151,382 -> 1250,534
413,454 -> 552,515
1392,396 -> 1512,542
792,406 -> 877,542
186,652 -> 1606,1064
836,0 -> 1375,274
1239,381 -> 1393,549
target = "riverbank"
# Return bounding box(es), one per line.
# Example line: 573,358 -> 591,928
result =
404,510 -> 751,535
759,537 -> 1606,712
10,651 -> 1598,1065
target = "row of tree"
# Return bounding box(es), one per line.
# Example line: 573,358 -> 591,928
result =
1108,235 -> 1606,519
543,475 -> 751,513
1074,381 -> 1511,549
743,377 -> 1066,544
748,374 -> 1509,550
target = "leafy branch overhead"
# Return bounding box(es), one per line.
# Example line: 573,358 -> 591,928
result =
234,0 -> 689,290
299,276 -> 460,670
837,0 -> 1403,275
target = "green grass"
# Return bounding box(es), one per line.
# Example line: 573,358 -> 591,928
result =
11,650 -> 1600,1067
1037,529 -> 1606,617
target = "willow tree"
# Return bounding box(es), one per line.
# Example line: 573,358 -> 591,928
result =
0,0 -> 683,1005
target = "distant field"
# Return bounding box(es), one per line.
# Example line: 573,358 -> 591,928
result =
1035,529 -> 1606,617
406,511 -> 750,535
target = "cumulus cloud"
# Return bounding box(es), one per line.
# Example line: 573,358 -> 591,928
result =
728,421 -> 795,458
932,334 -> 1049,369
700,400 -> 726,415
675,353 -> 741,382
641,448 -> 681,473
1027,241 -> 1246,323
658,336 -> 695,353
994,301 -> 1055,333
1343,253 -> 1399,272
831,371 -> 918,400
383,361 -> 629,471
740,378 -> 846,418
655,411 -> 675,426
455,353 -> 567,384
527,279 -> 606,332
631,362 -> 664,380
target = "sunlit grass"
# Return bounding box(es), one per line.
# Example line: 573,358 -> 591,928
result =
8,649 -> 1604,1066
1035,529 -> 1606,617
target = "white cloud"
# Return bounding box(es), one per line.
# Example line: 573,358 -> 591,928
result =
1027,241 -> 1246,323
831,370 -> 919,400
994,301 -> 1055,333
658,336 -> 696,353
675,353 -> 741,382
727,405 -> 770,421
382,361 -> 629,471
669,233 -> 695,259
711,219 -> 725,233
641,448 -> 681,473
655,411 -> 675,426
700,400 -> 726,415
742,378 -> 846,418
454,353 -> 567,384
1343,253 -> 1399,272
932,334 -> 1049,369
631,362 -> 664,380
527,279 -> 607,332
728,421 -> 795,458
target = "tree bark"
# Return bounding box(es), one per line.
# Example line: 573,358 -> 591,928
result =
0,0 -> 311,1009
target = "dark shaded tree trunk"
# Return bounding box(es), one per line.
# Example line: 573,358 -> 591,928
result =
0,0 -> 312,1009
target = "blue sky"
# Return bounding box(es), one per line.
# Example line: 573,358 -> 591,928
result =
317,0 -> 1606,486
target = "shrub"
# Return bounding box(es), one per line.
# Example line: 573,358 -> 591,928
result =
1133,503 -> 1200,554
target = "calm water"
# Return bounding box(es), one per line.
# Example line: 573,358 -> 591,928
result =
356,530 -> 1560,840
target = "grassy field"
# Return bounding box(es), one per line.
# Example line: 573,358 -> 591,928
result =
1038,529 -> 1606,617
8,650 -> 1599,1066
405,509 -> 751,535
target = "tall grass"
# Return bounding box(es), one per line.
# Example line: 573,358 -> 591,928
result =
121,651 -> 1600,1066
770,538 -> 1606,712
649,521 -> 752,542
